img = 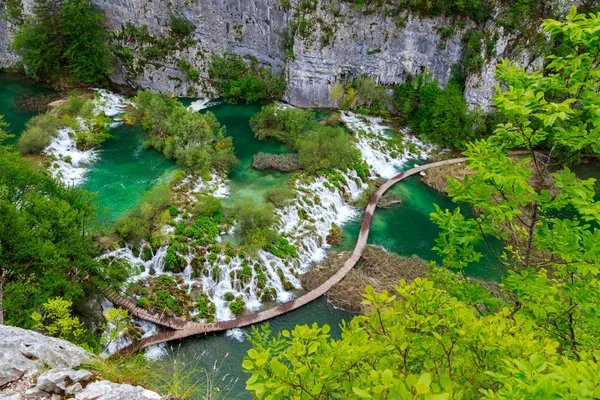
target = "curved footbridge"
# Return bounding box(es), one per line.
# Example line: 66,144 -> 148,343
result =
114,154 -> 515,354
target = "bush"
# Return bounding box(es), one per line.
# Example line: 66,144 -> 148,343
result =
229,298 -> 245,315
192,195 -> 222,218
297,126 -> 361,172
126,90 -> 238,173
393,73 -> 485,149
59,96 -> 95,118
115,184 -> 171,243
169,206 -> 179,216
230,199 -> 280,251
321,111 -> 342,126
208,54 -> 285,103
329,75 -> 391,116
16,113 -> 63,155
224,292 -> 235,301
17,126 -> 52,154
266,185 -> 296,207
136,297 -> 149,308
169,15 -> 195,36
250,104 -> 315,147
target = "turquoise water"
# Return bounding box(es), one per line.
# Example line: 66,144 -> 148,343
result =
0,74 -> 55,143
81,124 -> 177,224
205,102 -> 292,206
336,175 -> 505,281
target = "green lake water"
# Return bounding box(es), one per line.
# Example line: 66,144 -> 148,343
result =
336,174 -> 505,282
0,74 -> 55,143
81,124 -> 177,224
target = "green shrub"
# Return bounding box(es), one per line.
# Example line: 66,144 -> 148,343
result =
224,292 -> 235,301
192,195 -> 222,218
136,297 -> 149,308
229,298 -> 245,315
297,126 -> 361,172
169,15 -> 195,36
126,90 -> 238,173
266,184 -> 296,207
230,199 -> 277,251
393,73 -> 486,149
115,184 -> 171,243
250,104 -> 315,147
177,59 -> 200,82
169,206 -> 179,216
208,54 -> 285,103
17,126 -> 52,154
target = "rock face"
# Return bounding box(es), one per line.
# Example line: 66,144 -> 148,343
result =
0,0 -> 581,109
0,325 -> 161,400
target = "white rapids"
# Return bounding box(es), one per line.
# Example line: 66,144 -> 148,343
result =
45,90 -> 130,186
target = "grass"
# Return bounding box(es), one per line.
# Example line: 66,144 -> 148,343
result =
301,245 -> 428,313
85,346 -> 237,399
420,162 -> 471,194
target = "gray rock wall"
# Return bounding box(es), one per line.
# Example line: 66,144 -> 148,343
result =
0,1 -> 580,109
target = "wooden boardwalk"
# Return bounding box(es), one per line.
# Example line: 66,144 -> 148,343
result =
115,154 -> 510,353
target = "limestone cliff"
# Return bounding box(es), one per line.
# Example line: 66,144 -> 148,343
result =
0,0 -> 583,109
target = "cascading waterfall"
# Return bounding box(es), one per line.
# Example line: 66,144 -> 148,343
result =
341,111 -> 434,179
45,90 -> 130,186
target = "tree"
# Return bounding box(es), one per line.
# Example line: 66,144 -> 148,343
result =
126,90 -> 238,173
11,0 -> 112,85
32,297 -> 85,343
431,7 -> 600,357
208,54 -> 286,103
250,104 -> 316,147
244,276 -> 600,399
0,144 -> 100,329
102,307 -> 133,349
242,9 -> 600,399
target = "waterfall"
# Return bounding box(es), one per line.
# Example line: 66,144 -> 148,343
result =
341,111 -> 434,179
45,90 -> 130,186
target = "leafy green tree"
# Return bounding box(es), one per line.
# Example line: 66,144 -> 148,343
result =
230,199 -> 279,252
0,144 -> 100,328
11,0 -> 112,85
243,9 -> 600,399
60,0 -> 113,84
126,90 -> 238,173
32,297 -> 85,343
431,7 -> 600,358
208,54 -> 286,103
102,307 -> 133,349
250,104 -> 315,147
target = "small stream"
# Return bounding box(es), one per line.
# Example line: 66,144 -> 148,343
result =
3,74 -> 599,398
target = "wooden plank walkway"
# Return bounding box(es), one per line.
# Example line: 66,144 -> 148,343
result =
115,153 -> 528,353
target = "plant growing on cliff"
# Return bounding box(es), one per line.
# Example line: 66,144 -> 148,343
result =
11,0 -> 113,85
208,54 -> 286,103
